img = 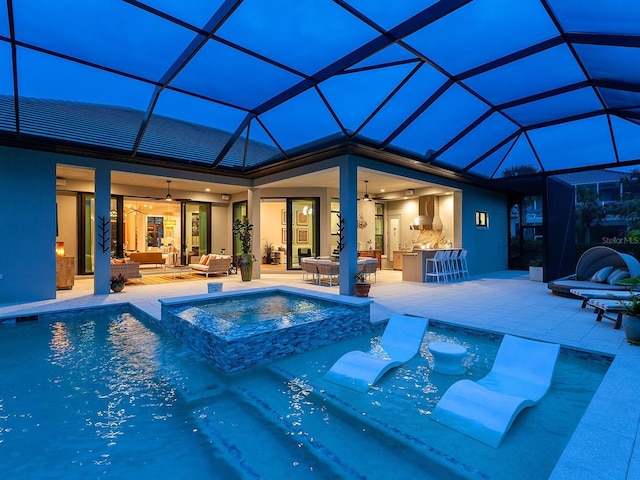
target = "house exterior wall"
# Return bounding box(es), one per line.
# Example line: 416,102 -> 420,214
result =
461,186 -> 509,274
0,147 -> 57,303
0,146 -> 510,305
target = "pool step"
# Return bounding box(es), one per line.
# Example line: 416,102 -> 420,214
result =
236,367 -> 473,480
192,389 -> 351,479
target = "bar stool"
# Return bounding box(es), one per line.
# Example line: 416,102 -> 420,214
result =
425,250 -> 448,283
458,249 -> 469,279
447,249 -> 461,281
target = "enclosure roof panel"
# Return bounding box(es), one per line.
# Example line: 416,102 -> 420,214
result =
1,0 -> 639,181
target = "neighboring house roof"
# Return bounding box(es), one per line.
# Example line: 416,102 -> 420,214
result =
555,170 -> 629,186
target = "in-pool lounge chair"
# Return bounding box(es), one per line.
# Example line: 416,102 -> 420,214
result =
431,334 -> 560,448
324,313 -> 430,392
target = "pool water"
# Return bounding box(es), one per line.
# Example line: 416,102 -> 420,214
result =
0,308 -> 610,479
195,292 -> 336,325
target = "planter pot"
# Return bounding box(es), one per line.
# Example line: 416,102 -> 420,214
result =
111,283 -> 124,293
623,314 -> 640,346
354,283 -> 371,297
239,255 -> 253,282
529,266 -> 543,282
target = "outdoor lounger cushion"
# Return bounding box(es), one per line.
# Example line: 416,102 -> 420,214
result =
431,334 -> 560,448
548,246 -> 640,296
324,313 -> 429,392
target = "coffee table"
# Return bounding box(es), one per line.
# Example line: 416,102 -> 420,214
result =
164,264 -> 190,278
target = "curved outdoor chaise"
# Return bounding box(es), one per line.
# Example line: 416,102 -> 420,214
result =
431,334 -> 560,448
548,246 -> 640,297
324,313 -> 430,392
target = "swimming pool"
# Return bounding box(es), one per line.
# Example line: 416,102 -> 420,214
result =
0,306 -> 610,479
159,287 -> 372,372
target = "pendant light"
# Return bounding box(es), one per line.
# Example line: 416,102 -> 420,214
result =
165,180 -> 173,201
362,180 -> 372,201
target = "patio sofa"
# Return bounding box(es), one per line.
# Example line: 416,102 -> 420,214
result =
188,254 -> 232,277
128,251 -> 165,266
547,246 -> 640,297
110,259 -> 141,283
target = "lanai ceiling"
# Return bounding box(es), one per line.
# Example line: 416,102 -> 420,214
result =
2,0 -> 640,183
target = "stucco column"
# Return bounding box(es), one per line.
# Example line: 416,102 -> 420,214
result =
248,187 -> 261,279
94,166 -> 111,295
339,158 -> 358,295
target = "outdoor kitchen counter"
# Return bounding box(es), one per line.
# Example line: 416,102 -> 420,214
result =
401,249 -> 449,282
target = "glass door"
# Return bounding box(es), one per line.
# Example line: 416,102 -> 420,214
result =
288,198 -> 318,269
232,201 -> 248,261
110,196 -> 124,258
182,202 -> 210,264
78,193 -> 94,274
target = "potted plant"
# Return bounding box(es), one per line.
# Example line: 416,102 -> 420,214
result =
614,276 -> 640,345
263,240 -> 274,264
110,273 -> 127,293
353,270 -> 371,297
529,258 -> 543,282
232,218 -> 254,281
615,275 -> 640,290
620,293 -> 640,346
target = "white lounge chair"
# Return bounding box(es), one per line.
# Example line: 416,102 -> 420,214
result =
324,313 -> 430,392
431,334 -> 560,448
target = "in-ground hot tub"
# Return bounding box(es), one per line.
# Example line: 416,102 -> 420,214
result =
159,286 -> 373,372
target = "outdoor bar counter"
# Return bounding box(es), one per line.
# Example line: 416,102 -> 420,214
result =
402,249 -> 450,282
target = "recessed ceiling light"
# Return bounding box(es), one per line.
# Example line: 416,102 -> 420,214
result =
205,188 -> 210,192
380,189 -> 385,193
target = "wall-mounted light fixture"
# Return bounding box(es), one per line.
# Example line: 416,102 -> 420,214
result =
56,242 -> 65,256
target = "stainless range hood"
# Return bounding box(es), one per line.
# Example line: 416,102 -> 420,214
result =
411,195 -> 443,230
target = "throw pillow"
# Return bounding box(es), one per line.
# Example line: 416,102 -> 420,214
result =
203,255 -> 211,266
199,254 -> 208,265
590,266 -> 613,282
607,268 -> 630,285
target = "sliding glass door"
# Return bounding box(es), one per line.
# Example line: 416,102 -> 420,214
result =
181,201 -> 210,264
287,198 -> 318,269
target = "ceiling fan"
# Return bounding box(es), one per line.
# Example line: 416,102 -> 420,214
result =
357,180 -> 389,201
360,180 -> 372,201
144,179 -> 192,202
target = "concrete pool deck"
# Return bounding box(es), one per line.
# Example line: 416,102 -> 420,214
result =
1,269 -> 638,479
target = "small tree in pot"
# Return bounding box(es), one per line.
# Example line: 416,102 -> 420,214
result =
232,218 -> 254,281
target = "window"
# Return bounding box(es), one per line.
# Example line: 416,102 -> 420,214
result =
476,210 -> 489,228
598,182 -> 620,203
330,198 -> 340,254
375,202 -> 384,252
